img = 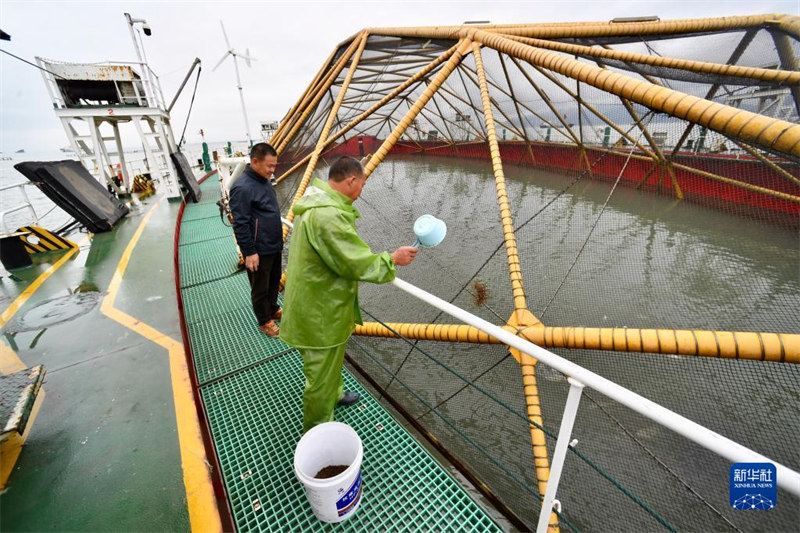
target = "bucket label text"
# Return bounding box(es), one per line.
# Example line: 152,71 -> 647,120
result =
336,470 -> 362,516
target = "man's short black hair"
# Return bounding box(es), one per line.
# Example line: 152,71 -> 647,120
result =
250,142 -> 277,160
328,156 -> 364,183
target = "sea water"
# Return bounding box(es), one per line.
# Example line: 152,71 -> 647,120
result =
344,156 -> 800,531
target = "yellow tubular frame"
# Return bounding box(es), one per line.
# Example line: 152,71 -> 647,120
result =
282,32 -> 369,238
353,322 -> 800,364
467,28 -> 800,157
273,17 -> 800,528
474,43 -> 558,531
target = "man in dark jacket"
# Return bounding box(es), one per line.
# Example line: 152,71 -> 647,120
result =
229,143 -> 283,337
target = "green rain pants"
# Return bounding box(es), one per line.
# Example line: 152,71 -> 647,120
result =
300,344 -> 346,433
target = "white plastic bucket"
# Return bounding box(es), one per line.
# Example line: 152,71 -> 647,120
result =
294,422 -> 364,523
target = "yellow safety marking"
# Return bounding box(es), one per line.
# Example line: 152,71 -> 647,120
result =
0,234 -> 90,489
0,341 -> 26,375
0,388 -> 46,490
100,197 -> 222,533
19,225 -> 77,254
0,246 -> 81,374
0,235 -> 90,490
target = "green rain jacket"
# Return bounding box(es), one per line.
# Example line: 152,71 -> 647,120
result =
280,178 -> 396,349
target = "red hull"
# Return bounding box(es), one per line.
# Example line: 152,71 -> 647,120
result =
288,136 -> 799,227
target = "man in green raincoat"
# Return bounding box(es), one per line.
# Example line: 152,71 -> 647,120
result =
280,156 -> 418,433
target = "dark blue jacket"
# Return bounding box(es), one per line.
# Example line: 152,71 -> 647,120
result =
229,166 -> 283,256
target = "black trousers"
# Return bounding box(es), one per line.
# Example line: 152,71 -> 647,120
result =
247,252 -> 282,326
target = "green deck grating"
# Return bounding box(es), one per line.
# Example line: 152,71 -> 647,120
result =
179,218 -> 236,246
189,306 -> 290,385
179,245 -> 241,287
179,178 -> 501,531
181,274 -> 251,324
181,201 -> 225,221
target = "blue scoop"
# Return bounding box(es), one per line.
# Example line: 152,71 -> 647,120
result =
412,215 -> 447,248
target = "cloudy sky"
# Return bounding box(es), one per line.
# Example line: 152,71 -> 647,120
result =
1,0 -> 797,152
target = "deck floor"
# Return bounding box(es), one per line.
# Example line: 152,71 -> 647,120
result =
179,177 -> 501,531
1,194 -> 191,531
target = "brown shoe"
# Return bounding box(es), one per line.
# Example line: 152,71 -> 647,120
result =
271,308 -> 282,320
259,320 -> 280,337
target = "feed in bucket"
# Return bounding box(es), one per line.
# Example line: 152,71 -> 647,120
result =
294,422 -> 364,522
412,214 -> 447,248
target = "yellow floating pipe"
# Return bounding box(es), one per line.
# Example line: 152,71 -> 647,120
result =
367,15 -> 792,42
493,14 -> 791,40
272,47 -> 339,146
356,321 -> 500,343
520,358 -> 557,530
274,41 -> 357,150
468,28 -> 800,158
479,40 -> 553,519
473,43 -> 529,313
504,308 -> 555,530
272,43 -> 458,185
275,36 -> 362,155
283,32 -> 369,239
506,35 -> 800,85
364,39 -> 473,178
671,161 -> 800,204
518,326 -> 800,364
354,322 -> 800,363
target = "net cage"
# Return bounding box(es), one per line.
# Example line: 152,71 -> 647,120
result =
266,15 -> 800,532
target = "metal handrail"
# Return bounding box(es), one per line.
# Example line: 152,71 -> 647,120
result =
216,156 -> 249,191
279,216 -> 800,532
36,58 -> 167,110
389,277 -> 800,531
0,182 -> 39,235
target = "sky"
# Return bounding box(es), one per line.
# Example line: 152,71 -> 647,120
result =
1,0 -> 798,153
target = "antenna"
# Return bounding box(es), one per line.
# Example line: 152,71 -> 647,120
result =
213,20 -> 258,146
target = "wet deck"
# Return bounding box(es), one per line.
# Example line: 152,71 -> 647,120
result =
0,194 -> 195,530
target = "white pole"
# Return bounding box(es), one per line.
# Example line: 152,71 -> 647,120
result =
124,13 -> 145,68
536,378 -> 584,533
124,13 -> 153,107
232,55 -> 252,147
135,30 -> 156,107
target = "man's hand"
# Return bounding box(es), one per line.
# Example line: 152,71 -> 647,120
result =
245,253 -> 260,272
392,246 -> 418,266
360,154 -> 372,167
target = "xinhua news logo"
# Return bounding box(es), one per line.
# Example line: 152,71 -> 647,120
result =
730,463 -> 777,510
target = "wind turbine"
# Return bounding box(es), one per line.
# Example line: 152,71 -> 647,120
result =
213,20 -> 257,147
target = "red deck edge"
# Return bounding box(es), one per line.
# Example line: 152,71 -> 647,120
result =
172,170 -> 236,532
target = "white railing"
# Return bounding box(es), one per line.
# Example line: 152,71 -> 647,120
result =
216,156 -> 249,192
0,182 -> 39,235
36,58 -> 167,110
390,277 -> 800,531
279,217 -> 800,532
